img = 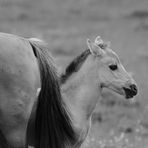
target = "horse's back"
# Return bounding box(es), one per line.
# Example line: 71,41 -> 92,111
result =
0,33 -> 40,147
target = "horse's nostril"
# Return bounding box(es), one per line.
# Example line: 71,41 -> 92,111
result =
123,84 -> 138,99
130,84 -> 138,95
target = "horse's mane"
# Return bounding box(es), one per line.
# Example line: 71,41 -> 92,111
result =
61,49 -> 90,84
27,39 -> 78,148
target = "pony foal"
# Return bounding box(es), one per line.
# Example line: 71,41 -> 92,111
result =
60,36 -> 138,145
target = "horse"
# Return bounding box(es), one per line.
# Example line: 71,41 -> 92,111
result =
59,37 -> 138,145
0,33 -> 137,148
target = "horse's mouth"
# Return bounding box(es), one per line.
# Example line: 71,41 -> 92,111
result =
107,85 -> 125,96
123,84 -> 138,99
106,84 -> 138,99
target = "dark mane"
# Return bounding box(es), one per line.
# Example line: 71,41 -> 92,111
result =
27,40 -> 78,148
61,49 -> 90,84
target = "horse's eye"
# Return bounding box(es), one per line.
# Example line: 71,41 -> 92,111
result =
109,64 -> 118,71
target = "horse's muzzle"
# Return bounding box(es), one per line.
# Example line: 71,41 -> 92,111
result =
123,84 -> 138,99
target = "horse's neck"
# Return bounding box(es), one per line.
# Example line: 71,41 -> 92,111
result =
62,56 -> 102,133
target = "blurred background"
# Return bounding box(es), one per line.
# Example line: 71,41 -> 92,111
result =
1,0 -> 148,147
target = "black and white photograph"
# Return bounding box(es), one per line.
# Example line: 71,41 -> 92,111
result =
0,0 -> 147,148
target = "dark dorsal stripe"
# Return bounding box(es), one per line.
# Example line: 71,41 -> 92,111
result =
61,49 -> 90,84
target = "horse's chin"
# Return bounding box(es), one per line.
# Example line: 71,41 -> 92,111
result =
105,86 -> 133,99
102,85 -> 135,99
106,86 -> 125,96
109,87 -> 135,99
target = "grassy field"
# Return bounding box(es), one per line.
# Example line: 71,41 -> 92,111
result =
1,0 -> 148,147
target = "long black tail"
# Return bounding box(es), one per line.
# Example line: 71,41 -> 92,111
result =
28,39 -> 77,148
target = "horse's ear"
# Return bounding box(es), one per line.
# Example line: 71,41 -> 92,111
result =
87,39 -> 104,56
95,36 -> 103,46
95,36 -> 110,49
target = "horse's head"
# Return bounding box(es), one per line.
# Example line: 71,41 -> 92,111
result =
87,36 -> 138,99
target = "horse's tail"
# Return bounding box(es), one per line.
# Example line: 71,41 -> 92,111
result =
27,38 -> 77,148
0,130 -> 10,148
